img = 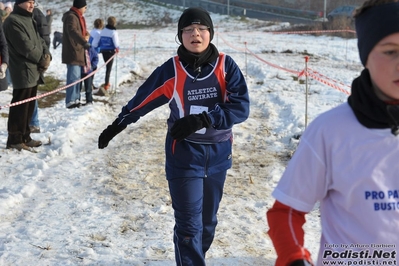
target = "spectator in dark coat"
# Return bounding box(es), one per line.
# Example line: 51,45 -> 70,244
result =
30,3 -> 50,134
3,0 -> 51,151
32,3 -> 50,48
0,18 -> 9,92
2,2 -> 12,86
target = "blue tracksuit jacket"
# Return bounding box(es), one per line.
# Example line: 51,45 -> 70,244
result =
117,53 -> 250,179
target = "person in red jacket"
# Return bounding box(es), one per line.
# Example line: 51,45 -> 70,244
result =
267,1 -> 399,265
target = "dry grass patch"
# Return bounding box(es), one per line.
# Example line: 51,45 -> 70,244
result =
38,75 -> 64,108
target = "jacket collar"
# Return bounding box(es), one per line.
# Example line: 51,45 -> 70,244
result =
105,25 -> 116,30
13,4 -> 33,17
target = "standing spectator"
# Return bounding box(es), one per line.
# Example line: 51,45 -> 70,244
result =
33,2 -> 50,47
62,0 -> 90,109
0,2 -> 7,92
3,2 -> 12,21
0,13 -> 8,92
45,9 -> 52,36
267,1 -> 399,265
3,0 -> 51,151
80,32 -> 98,105
3,2 -> 12,87
98,7 -> 249,265
88,18 -> 103,91
89,18 -> 103,45
0,3 -> 7,21
30,2 -> 51,134
92,16 -> 119,94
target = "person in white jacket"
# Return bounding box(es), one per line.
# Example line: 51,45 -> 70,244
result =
89,18 -> 103,46
88,18 -> 103,91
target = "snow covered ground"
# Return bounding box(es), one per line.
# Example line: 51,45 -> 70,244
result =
0,0 -> 362,265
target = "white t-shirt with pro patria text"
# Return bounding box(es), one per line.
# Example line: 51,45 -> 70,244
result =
273,103 -> 399,265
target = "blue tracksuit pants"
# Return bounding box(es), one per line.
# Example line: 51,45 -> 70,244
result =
168,171 -> 227,266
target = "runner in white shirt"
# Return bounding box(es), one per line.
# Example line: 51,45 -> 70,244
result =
267,1 -> 399,265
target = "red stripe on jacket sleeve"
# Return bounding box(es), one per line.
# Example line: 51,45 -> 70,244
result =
130,77 -> 175,113
266,200 -> 313,266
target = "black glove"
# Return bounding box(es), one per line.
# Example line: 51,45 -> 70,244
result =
290,260 -> 313,266
84,42 -> 91,50
98,119 -> 127,149
170,111 -> 211,141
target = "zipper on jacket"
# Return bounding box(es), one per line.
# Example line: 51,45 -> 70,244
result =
204,145 -> 210,178
172,139 -> 176,155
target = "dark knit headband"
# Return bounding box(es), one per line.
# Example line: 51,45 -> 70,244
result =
356,2 -> 399,66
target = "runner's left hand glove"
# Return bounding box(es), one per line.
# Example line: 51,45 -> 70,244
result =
170,111 -> 211,142
0,63 -> 7,79
98,119 -> 127,149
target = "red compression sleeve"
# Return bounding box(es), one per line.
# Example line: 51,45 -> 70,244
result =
266,200 -> 313,266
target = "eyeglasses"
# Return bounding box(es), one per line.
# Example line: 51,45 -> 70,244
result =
181,26 -> 209,34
